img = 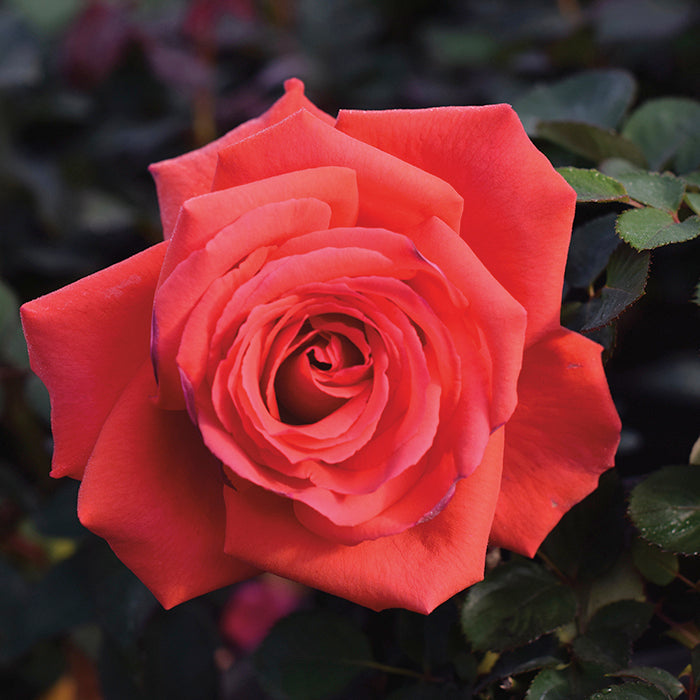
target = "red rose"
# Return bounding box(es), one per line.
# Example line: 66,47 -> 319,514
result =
21,79 -> 620,613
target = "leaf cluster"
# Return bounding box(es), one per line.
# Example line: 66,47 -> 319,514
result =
510,71 -> 700,347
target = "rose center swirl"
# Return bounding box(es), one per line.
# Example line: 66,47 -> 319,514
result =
273,321 -> 371,425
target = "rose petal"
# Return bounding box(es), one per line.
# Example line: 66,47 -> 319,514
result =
20,243 -> 166,479
78,363 -> 258,609
335,105 -> 576,344
211,109 -> 464,235
222,428 -> 505,613
150,78 -> 334,239
290,446 -> 462,544
490,329 -> 621,556
154,197 -> 334,407
158,166 -> 359,285
410,216 -> 526,429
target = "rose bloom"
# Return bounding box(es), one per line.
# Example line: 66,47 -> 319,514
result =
21,79 -> 620,613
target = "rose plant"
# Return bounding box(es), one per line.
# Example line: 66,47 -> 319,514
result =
21,79 -> 620,613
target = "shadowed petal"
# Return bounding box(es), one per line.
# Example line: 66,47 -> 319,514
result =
78,363 -> 258,609
490,329 -> 621,556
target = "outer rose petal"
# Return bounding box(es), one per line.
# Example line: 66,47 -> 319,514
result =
335,106 -> 576,344
150,78 -> 334,239
490,329 -> 621,556
211,109 -> 464,236
78,363 -> 258,609
20,243 -> 166,479
222,429 -> 505,613
157,166 -> 359,286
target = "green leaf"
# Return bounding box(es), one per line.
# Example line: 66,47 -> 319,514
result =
623,97 -> 700,172
590,682 -> 671,700
602,159 -> 688,214
487,636 -> 565,684
541,471 -> 625,582
616,209 -> 700,250
573,601 -> 653,674
628,464 -> 700,554
600,157 -> 645,179
615,172 -> 685,213
557,167 -> 628,203
461,559 -> 576,652
584,562 -> 647,622
563,244 -> 650,332
536,121 -> 646,166
514,70 -> 637,134
631,538 -> 679,586
582,597 -> 649,668
611,667 -> 685,699
589,599 -> 653,642
565,213 -> 624,291
254,610 -> 373,700
526,668 -> 571,700
574,598 -> 652,671
682,171 -> 700,188
527,662 -> 613,700
685,192 -> 700,215
572,634 -> 630,673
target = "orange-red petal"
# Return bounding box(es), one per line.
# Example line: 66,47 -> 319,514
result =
78,363 -> 258,609
222,428 -> 505,613
335,105 -> 576,344
212,109 -> 464,235
20,243 -> 166,479
490,329 -> 621,556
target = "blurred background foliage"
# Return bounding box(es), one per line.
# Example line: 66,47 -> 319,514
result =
1,0 -> 699,698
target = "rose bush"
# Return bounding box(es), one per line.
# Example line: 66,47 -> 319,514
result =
21,79 -> 620,613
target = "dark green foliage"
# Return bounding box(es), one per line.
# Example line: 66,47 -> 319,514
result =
461,559 -> 577,652
563,243 -> 650,332
253,611 -> 373,700
629,465 -> 700,555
